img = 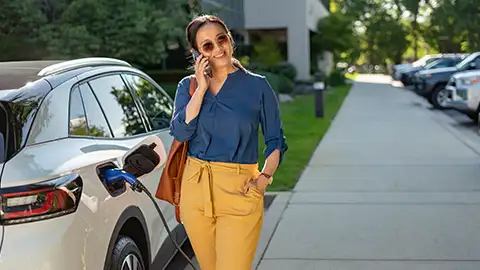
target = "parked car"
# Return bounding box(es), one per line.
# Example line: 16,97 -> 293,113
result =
414,52 -> 480,109
400,54 -> 467,86
445,70 -> 480,121
391,54 -> 441,81
0,58 -> 186,270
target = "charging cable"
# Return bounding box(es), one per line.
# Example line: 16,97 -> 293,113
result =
103,168 -> 198,270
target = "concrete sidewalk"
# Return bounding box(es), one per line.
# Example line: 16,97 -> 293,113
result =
256,75 -> 480,269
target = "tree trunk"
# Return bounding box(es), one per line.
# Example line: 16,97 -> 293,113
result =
413,8 -> 418,60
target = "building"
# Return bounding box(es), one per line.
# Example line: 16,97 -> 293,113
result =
190,0 -> 247,44
244,0 -> 331,80
198,0 -> 245,31
189,0 -> 332,80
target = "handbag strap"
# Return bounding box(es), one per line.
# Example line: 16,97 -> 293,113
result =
173,75 -> 197,207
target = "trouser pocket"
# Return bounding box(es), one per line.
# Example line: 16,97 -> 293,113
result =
179,161 -> 202,210
213,171 -> 263,217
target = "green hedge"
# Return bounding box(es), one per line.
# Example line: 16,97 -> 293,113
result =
326,69 -> 346,87
269,62 -> 297,81
255,71 -> 294,94
161,83 -> 178,99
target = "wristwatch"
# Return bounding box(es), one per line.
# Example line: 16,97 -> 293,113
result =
259,172 -> 273,184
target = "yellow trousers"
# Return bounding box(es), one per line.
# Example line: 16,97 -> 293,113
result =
180,156 -> 264,270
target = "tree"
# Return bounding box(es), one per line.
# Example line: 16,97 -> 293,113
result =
421,0 -> 465,53
312,11 -> 359,63
400,0 -> 421,59
336,0 -> 409,65
366,9 -> 409,65
454,0 -> 480,51
0,0 -> 47,61
251,36 -> 285,68
39,0 -> 191,68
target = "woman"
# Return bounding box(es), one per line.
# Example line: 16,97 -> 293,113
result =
170,14 -> 288,270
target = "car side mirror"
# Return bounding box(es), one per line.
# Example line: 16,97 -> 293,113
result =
469,62 -> 476,69
121,135 -> 167,178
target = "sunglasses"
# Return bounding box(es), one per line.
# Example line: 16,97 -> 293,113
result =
201,33 -> 230,53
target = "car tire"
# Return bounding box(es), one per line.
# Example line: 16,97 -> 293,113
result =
109,236 -> 146,270
429,84 -> 448,109
467,112 -> 478,122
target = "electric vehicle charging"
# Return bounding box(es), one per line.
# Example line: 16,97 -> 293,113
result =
100,136 -> 198,270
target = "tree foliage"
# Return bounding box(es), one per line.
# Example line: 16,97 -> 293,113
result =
312,11 -> 359,63
0,0 -> 191,68
316,0 -> 480,65
317,0 -> 409,65
0,0 -> 48,60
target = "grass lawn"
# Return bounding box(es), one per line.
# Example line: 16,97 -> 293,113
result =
259,84 -> 352,191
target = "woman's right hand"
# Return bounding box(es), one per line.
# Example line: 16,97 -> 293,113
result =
195,54 -> 210,92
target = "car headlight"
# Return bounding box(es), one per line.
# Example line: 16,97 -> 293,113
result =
460,77 -> 480,85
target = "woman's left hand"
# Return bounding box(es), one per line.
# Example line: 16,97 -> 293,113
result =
243,175 -> 270,195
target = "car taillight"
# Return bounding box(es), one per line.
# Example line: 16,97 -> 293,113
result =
0,173 -> 83,225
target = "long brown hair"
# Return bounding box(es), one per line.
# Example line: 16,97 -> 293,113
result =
185,15 -> 245,71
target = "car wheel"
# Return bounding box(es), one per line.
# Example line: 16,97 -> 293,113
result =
430,84 -> 449,109
109,236 -> 146,270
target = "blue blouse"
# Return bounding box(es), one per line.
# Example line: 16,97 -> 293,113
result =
170,69 -> 288,165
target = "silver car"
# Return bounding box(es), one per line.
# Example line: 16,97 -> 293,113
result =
445,70 -> 480,121
0,58 -> 186,270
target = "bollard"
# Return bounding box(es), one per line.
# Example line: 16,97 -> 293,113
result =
313,81 -> 325,118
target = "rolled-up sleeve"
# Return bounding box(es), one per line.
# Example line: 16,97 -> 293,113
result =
259,77 -> 288,164
169,77 -> 199,142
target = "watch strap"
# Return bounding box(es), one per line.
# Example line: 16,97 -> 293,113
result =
260,172 -> 273,184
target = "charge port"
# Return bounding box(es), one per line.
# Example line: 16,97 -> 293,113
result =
96,162 -> 126,197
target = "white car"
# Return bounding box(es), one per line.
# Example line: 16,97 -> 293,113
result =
0,58 -> 186,270
445,70 -> 480,122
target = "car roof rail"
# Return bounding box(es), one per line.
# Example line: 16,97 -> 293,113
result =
37,57 -> 132,76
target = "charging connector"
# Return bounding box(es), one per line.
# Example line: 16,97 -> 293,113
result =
103,168 -> 198,270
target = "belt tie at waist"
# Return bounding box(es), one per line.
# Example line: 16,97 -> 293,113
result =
198,162 -> 214,218
187,157 -> 258,218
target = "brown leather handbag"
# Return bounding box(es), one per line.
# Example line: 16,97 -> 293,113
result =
155,75 -> 196,224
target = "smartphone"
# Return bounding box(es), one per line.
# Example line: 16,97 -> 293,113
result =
192,50 -> 212,78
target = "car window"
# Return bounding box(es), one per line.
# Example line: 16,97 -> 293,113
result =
456,53 -> 480,69
88,75 -> 146,138
436,61 -> 451,68
123,74 -> 173,131
475,58 -> 480,69
424,59 -> 441,69
445,59 -> 457,67
79,84 -> 113,138
69,87 -> 89,136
